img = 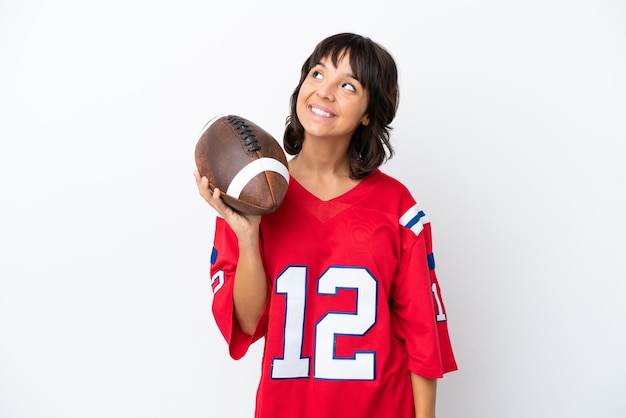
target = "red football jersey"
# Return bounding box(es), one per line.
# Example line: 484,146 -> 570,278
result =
209,169 -> 457,418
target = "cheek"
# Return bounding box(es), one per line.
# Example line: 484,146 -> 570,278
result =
295,90 -> 310,119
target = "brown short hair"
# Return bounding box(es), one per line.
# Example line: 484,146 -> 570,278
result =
283,33 -> 399,179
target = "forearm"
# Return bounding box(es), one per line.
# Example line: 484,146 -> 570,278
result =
195,175 -> 268,335
411,372 -> 437,418
233,238 -> 268,335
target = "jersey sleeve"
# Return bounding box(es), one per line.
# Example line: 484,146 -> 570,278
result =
391,204 -> 458,378
209,216 -> 268,360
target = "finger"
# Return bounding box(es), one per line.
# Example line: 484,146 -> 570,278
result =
205,187 -> 232,216
194,172 -> 213,199
193,170 -> 208,188
194,170 -> 206,190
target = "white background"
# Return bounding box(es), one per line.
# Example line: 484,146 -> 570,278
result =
1,1 -> 625,417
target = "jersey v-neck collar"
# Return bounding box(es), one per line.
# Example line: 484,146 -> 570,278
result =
289,169 -> 381,204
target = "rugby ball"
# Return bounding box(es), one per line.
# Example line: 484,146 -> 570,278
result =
195,114 -> 289,215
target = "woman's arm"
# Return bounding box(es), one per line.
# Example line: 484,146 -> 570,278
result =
411,372 -> 437,418
232,228 -> 267,335
195,171 -> 268,335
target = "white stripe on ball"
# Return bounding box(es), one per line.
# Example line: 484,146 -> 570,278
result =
226,158 -> 289,198
198,114 -> 224,137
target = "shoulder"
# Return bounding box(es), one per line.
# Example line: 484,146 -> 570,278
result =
368,170 -> 431,236
367,170 -> 420,212
368,169 -> 410,193
363,170 -> 414,204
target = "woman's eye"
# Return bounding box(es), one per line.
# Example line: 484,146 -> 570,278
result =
343,82 -> 356,92
312,70 -> 323,79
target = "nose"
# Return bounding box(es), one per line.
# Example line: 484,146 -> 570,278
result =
315,81 -> 335,101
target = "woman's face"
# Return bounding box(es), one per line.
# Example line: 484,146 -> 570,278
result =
296,51 -> 370,144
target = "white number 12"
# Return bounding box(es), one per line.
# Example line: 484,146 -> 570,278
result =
271,266 -> 377,381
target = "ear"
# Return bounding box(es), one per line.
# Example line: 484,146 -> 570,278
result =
361,114 -> 370,126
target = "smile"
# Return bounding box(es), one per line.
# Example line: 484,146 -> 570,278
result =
310,106 -> 334,118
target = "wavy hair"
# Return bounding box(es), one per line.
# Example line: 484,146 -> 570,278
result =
283,33 -> 399,179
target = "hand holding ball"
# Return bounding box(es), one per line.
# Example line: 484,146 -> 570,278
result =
195,115 -> 289,215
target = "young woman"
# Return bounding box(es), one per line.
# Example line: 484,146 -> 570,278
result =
195,33 -> 457,418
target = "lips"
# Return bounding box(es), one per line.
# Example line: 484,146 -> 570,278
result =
309,105 -> 334,118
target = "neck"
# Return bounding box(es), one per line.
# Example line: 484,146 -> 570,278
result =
288,146 -> 360,202
293,136 -> 351,176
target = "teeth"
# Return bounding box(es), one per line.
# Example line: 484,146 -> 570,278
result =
311,106 -> 332,117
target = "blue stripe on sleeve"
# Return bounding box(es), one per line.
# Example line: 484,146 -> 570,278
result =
405,210 -> 426,230
399,204 -> 430,236
427,253 -> 436,270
